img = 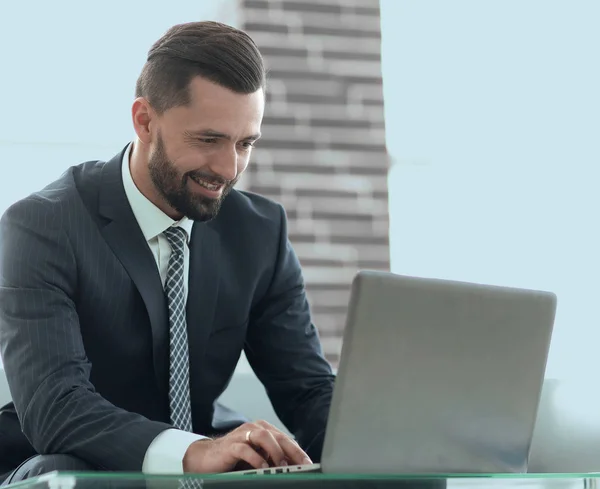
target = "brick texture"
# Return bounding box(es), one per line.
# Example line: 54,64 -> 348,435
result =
240,0 -> 389,364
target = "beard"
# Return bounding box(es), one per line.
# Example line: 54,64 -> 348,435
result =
148,133 -> 238,222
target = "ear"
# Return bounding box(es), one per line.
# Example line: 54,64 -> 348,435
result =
132,98 -> 155,144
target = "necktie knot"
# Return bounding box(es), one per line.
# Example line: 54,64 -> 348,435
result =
164,226 -> 188,254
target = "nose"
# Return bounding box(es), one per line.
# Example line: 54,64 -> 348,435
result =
211,145 -> 238,182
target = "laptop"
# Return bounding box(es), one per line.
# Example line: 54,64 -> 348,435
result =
236,270 -> 556,475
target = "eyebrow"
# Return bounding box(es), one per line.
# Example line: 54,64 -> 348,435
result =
185,129 -> 261,142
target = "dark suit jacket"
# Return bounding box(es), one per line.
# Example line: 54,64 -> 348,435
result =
0,146 -> 334,473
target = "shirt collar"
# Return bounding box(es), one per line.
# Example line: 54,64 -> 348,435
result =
121,142 -> 194,243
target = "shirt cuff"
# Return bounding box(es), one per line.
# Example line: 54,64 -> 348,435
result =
142,428 -> 207,474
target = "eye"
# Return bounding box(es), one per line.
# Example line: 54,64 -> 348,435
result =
241,141 -> 255,149
199,138 -> 218,144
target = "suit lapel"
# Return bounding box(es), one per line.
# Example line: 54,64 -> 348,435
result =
97,151 -> 170,402
187,221 -> 221,378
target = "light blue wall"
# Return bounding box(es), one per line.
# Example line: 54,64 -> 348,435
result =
0,0 -> 239,215
381,0 -> 600,380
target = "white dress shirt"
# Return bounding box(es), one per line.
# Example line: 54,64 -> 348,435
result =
121,143 -> 205,474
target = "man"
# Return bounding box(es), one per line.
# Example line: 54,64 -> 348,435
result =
0,21 -> 335,483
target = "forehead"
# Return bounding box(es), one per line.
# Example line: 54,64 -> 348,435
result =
167,76 -> 264,133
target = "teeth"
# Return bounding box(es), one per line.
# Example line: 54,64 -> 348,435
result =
194,178 -> 220,191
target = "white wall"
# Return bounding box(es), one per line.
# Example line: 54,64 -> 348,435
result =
381,0 -> 600,380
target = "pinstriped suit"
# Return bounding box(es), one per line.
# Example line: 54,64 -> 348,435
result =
0,146 -> 334,474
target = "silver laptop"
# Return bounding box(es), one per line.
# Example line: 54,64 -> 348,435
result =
238,270 -> 556,475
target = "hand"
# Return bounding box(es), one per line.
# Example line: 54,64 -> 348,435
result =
183,420 -> 313,473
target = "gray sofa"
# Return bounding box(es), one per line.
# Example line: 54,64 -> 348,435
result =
1,366 -> 599,473
528,378 -> 600,472
0,370 -> 8,408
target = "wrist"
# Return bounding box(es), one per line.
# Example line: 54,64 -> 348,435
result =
183,438 -> 212,473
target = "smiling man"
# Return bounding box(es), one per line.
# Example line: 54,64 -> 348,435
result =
0,21 -> 334,483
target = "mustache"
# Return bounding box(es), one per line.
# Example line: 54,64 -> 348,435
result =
186,171 -> 230,186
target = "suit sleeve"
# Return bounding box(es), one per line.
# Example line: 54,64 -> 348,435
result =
244,205 -> 335,462
0,197 -> 171,471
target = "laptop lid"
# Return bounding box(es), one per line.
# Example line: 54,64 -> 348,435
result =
321,271 -> 556,474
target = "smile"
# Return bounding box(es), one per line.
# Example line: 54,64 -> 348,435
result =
191,176 -> 223,191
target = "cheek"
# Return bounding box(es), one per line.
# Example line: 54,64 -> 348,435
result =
171,150 -> 208,172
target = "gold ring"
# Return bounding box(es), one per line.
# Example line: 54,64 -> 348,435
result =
245,430 -> 252,444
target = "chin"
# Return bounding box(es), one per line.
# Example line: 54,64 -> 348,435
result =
188,204 -> 221,222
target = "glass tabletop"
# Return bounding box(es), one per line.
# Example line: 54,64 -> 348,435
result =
5,472 -> 600,489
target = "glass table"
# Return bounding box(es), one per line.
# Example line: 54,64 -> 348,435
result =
4,472 -> 600,489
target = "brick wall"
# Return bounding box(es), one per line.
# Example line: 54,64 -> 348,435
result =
240,0 -> 389,364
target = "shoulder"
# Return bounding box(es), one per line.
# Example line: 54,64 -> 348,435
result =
1,160 -> 103,229
224,189 -> 285,218
208,190 -> 291,263
215,189 -> 287,231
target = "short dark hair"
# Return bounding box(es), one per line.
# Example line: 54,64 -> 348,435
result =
135,21 -> 266,114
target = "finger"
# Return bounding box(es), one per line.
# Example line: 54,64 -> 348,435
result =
231,442 -> 269,470
253,421 -> 298,446
274,434 -> 313,465
246,428 -> 287,466
255,420 -> 288,436
235,422 -> 263,438
253,421 -> 311,465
